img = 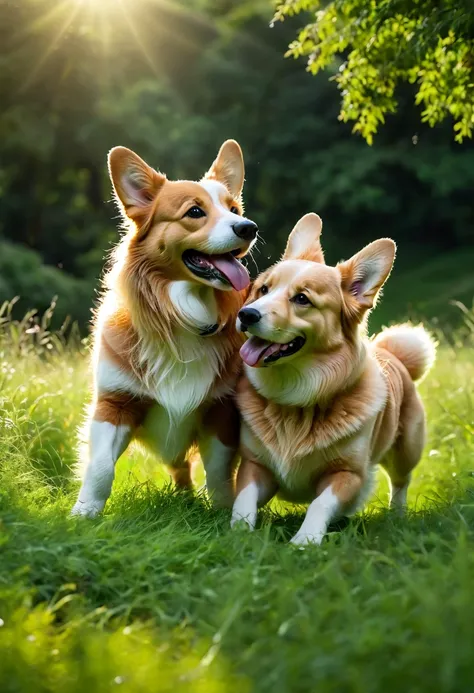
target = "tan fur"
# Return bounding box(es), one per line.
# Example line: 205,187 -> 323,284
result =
373,324 -> 436,381
202,396 -> 241,449
94,391 -> 153,428
282,213 -> 325,264
236,458 -> 278,501
234,216 -> 436,541
316,471 -> 364,504
104,178 -> 246,348
98,149 -> 249,421
74,141 -> 256,515
103,144 -> 249,377
236,354 -> 383,464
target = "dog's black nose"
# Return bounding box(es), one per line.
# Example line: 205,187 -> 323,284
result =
233,219 -> 258,241
238,307 -> 261,326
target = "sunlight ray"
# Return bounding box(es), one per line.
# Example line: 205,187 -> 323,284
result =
116,0 -> 162,77
14,0 -> 72,40
99,7 -> 112,57
20,3 -> 81,92
126,0 -> 222,61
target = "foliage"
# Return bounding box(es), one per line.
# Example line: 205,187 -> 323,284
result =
0,244 -> 93,330
274,0 -> 474,143
0,310 -> 474,691
0,0 -> 473,329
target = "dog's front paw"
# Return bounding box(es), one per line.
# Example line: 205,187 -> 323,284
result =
71,499 -> 104,518
289,531 -> 324,547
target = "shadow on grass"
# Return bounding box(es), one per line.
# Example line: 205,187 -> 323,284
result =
4,470 -> 474,548
1,472 -> 473,647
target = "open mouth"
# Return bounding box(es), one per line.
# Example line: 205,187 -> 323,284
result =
240,335 -> 306,367
182,249 -> 250,291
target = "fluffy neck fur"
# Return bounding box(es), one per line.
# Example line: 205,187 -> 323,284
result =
96,232 -> 246,417
245,335 -> 367,408
103,231 -> 245,352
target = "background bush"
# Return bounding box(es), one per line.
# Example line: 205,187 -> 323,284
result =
0,243 -> 94,329
0,0 -> 473,331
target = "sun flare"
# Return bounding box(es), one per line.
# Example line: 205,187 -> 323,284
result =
71,0 -> 134,22
19,0 -> 186,92
74,0 -> 123,10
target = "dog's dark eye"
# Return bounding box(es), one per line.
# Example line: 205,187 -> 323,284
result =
230,206 -> 239,215
292,293 -> 311,306
184,206 -> 206,219
260,285 -> 269,295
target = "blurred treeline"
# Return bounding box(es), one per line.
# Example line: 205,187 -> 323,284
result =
1,0 -> 474,331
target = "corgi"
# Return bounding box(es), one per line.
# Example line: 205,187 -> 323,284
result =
72,140 -> 258,517
231,213 -> 436,545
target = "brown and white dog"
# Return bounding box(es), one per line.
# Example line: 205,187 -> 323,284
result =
72,140 -> 258,517
231,213 -> 436,545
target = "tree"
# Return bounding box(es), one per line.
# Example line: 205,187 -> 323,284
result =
0,0 -> 473,330
274,0 -> 474,143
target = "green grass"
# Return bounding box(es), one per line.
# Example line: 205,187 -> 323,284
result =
1,305 -> 474,692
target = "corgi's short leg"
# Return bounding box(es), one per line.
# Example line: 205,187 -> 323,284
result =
383,390 -> 425,510
200,436 -> 238,508
72,419 -> 132,518
200,397 -> 241,509
167,459 -> 193,490
71,393 -> 147,518
231,459 -> 278,530
290,471 -> 363,546
140,403 -> 198,491
390,477 -> 410,509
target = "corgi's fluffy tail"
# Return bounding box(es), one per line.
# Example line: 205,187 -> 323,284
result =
373,323 -> 437,381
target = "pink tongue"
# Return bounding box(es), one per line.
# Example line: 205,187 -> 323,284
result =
209,253 -> 250,291
239,336 -> 281,367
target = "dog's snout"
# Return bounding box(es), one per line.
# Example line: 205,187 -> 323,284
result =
232,219 -> 258,241
238,307 -> 262,326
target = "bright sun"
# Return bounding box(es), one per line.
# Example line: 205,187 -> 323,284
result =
73,0 -> 127,14
75,0 -> 119,7
21,0 -> 141,91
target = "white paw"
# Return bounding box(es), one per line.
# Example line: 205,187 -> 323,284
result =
71,499 -> 104,518
289,532 -> 324,547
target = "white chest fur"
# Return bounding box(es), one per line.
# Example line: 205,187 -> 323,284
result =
95,281 -> 225,462
96,337 -> 219,464
140,402 -> 202,464
97,326 -> 222,421
138,328 -> 222,417
168,280 -> 218,331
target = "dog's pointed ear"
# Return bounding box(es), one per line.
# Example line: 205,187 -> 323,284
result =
283,213 -> 325,263
204,140 -> 245,199
108,147 -> 166,221
338,239 -> 396,321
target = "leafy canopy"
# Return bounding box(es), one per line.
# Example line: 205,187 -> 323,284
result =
274,0 -> 474,143
1,0 -> 474,330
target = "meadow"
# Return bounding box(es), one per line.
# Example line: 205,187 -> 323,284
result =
0,301 -> 473,693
